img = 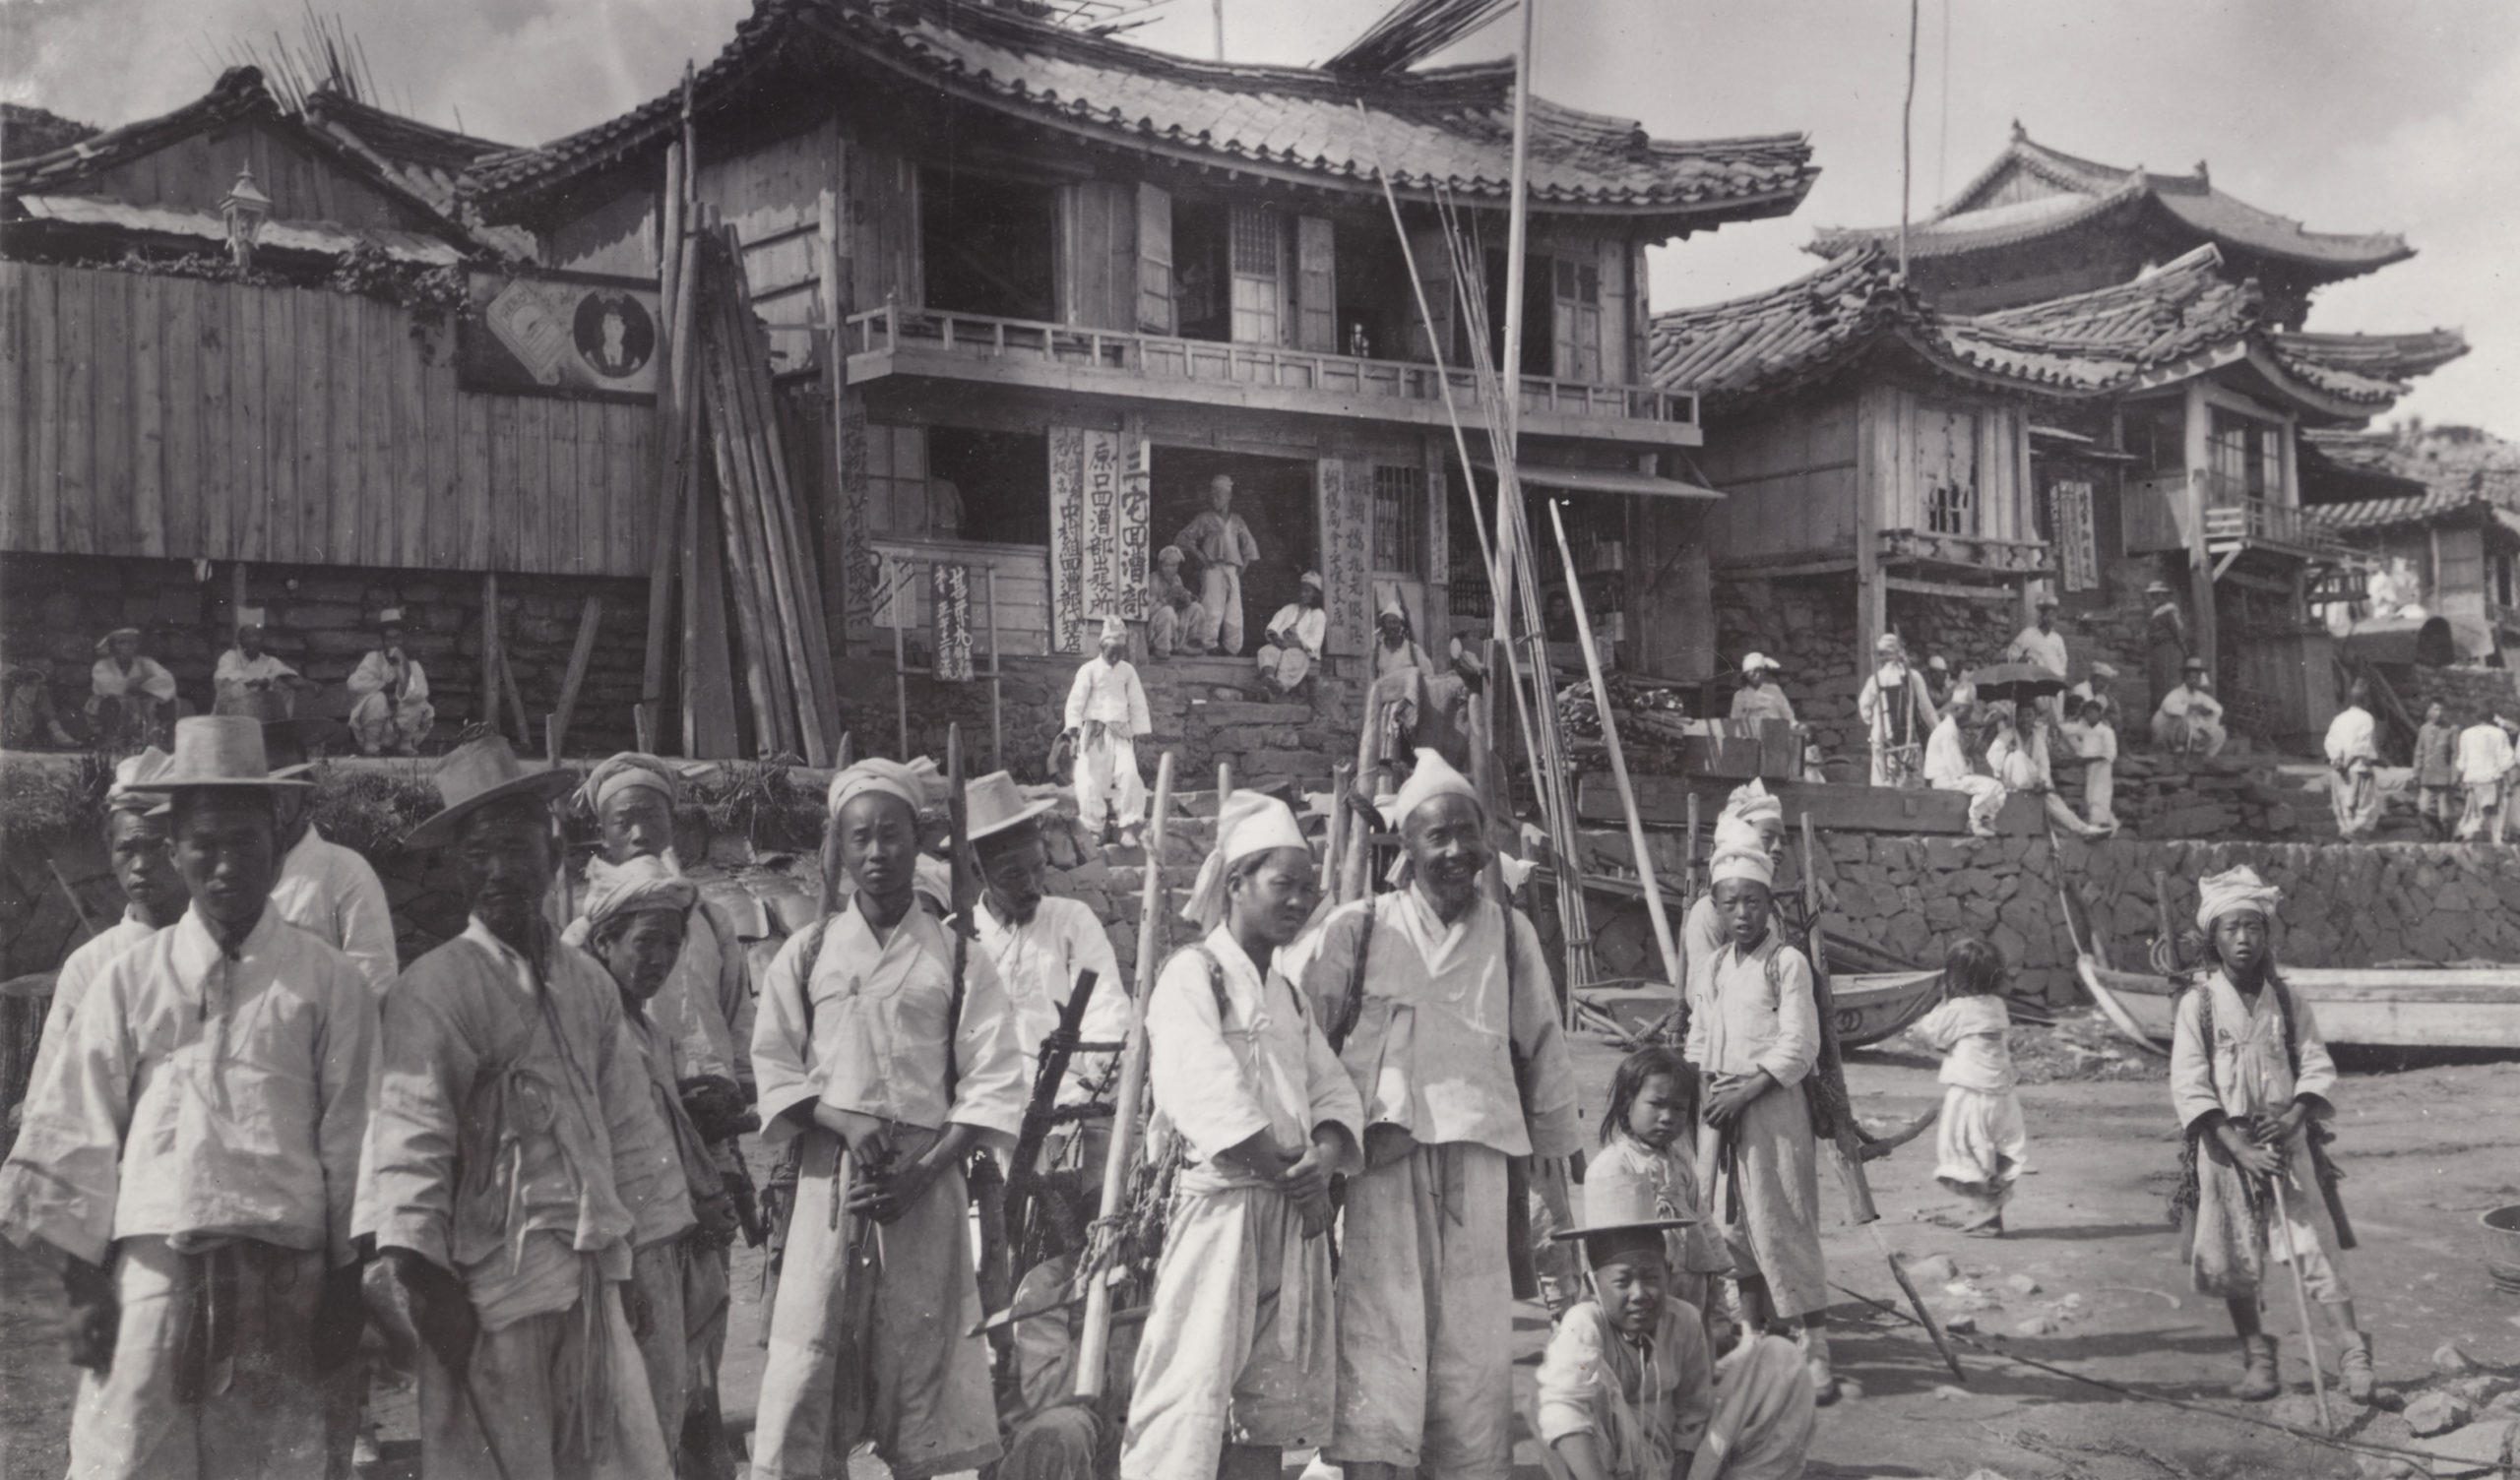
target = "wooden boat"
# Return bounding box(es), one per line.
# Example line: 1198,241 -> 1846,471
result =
2074,958 -> 2520,1051
1830,969 -> 1946,1048
1570,968 -> 1943,1048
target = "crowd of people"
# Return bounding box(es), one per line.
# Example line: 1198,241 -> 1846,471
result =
0,681 -> 2397,1480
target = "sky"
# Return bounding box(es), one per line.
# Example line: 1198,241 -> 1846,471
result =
7,0 -> 2515,437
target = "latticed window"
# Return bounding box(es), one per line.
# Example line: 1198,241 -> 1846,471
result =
1228,207 -> 1282,344
1372,464 -> 1426,576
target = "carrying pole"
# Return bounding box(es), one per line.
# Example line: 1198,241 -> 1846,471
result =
1547,498 -> 1679,993
1074,750 -> 1175,1398
2269,1175 -> 2335,1432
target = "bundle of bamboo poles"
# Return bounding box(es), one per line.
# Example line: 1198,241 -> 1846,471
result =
687,225 -> 841,765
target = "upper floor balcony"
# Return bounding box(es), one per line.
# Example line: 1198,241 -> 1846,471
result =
842,302 -> 1703,449
2124,467 -> 2360,567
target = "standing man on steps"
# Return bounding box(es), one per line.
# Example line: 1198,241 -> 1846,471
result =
1175,474 -> 1260,656
1065,616 -> 1152,849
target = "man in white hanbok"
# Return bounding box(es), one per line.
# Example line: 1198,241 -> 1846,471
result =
346,607 -> 433,755
1065,616 -> 1152,846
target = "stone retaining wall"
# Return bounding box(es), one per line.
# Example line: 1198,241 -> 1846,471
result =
2393,663 -> 2520,726
2,553 -> 649,754
1581,829 -> 2520,1005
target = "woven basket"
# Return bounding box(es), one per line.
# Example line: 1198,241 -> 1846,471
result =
2481,1204 -> 2520,1295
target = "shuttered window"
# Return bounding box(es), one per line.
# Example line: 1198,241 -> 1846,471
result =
1228,206 -> 1283,344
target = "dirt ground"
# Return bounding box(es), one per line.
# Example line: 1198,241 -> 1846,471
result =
5,1017 -> 2517,1480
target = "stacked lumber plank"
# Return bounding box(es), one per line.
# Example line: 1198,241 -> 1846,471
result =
685,226 -> 840,764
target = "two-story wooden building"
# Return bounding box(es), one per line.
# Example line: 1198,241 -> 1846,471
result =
1647,241 -> 2464,753
463,0 -> 1814,680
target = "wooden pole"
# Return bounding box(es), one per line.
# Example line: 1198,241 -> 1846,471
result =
1075,749 -> 1175,1398
1497,0 -> 1539,451
986,566 -> 1003,771
893,573 -> 910,758
639,131 -> 688,750
1547,498 -> 1680,991
547,595 -> 603,764
1799,814 -> 1966,1383
479,570 -> 500,731
1321,760 -> 1352,896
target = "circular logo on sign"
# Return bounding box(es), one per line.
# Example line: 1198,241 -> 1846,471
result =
573,290 -> 656,380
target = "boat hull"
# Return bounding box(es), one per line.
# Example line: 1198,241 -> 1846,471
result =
1831,969 -> 1945,1048
2077,962 -> 2520,1050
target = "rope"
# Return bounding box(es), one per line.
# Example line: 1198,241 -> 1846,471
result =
1828,1280 -> 2448,1469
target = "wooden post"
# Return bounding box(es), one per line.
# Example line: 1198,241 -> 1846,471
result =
893,569 -> 910,759
1075,749 -> 1175,1398
547,595 -> 603,764
2183,381 -> 2219,689
1547,498 -> 1681,992
480,570 -> 501,730
986,566 -> 1003,771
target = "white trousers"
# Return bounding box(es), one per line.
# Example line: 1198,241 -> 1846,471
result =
1194,567 -> 1245,654
1074,730 -> 1147,832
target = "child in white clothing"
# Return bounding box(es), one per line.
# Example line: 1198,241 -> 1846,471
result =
1910,938 -> 2026,1236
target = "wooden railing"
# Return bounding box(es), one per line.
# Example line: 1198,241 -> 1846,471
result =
2121,468 -> 2355,562
845,301 -> 1699,431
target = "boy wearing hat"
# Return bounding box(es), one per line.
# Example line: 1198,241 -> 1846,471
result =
1174,473 -> 1261,655
1065,616 -> 1153,847
1296,749 -> 1581,1480
262,717 -> 401,995
1685,838 -> 1836,1401
750,759 -> 1028,1480
357,736 -> 684,1480
0,716 -> 376,1480
346,608 -> 433,756
2171,866 -> 2373,1402
1536,1220 -> 1815,1480
1856,633 -> 1937,788
1120,792 -> 1362,1480
1148,545 -> 1207,660
2151,657 -> 2227,757
20,750 -> 186,1120
2454,710 -> 2518,841
213,608 -> 305,720
86,627 -> 177,751
2068,660 -> 2124,731
969,771 -> 1128,1149
581,855 -> 745,1478
1257,572 -> 1329,694
1729,654 -> 1796,726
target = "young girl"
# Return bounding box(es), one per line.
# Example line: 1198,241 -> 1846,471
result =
1586,1047 -> 1733,1320
1910,938 -> 2026,1236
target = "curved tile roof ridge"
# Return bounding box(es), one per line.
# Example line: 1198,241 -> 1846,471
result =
467,0 -> 1813,218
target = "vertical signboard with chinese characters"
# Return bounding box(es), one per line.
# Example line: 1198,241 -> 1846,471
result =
2049,478 -> 2099,591
1048,426 -> 1151,651
1315,458 -> 1372,655
932,563 -> 975,681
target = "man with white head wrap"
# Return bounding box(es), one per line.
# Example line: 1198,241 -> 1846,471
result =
1256,572 -> 1330,694
1923,694 -> 2007,837
1685,837 -> 1835,1401
579,856 -> 743,1474
1147,544 -> 1207,659
750,758 -> 1029,1480
1729,654 -> 1796,726
1066,616 -> 1153,847
563,754 -> 754,1082
2169,866 -> 2373,1404
1680,782 -> 1788,1009
1294,750 -> 1581,1480
1121,792 -> 1363,1480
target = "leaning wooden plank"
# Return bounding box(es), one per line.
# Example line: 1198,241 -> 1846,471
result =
700,317 -> 789,756
683,452 -> 742,758
712,231 -> 825,762
640,174 -> 702,744
547,594 -> 605,762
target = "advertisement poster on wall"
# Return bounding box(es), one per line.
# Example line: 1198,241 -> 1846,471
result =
459,269 -> 662,402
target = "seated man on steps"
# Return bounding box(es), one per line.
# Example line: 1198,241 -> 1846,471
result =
1255,572 -> 1328,695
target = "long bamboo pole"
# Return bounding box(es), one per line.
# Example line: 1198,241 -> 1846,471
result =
1547,498 -> 1679,991
638,132 -> 687,745
1497,0 -> 1538,451
1074,750 -> 1175,1397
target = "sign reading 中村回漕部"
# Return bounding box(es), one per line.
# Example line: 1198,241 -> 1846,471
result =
459,270 -> 662,401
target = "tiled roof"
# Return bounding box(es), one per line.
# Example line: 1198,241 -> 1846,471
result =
1807,128 -> 2412,279
469,0 -> 1815,224
301,91 -> 536,259
1650,243 -> 2433,414
1,103 -> 97,159
0,67 -> 487,253
2303,486 -> 2501,532
2272,329 -> 2469,383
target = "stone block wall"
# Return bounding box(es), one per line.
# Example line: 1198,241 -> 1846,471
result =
2393,663 -> 2519,726
836,651 -> 1354,793
2,553 -> 650,755
1715,572 -> 1858,756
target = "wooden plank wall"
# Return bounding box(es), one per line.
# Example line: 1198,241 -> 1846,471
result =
0,261 -> 654,577
1699,386 -> 1860,561
869,537 -> 1050,656
1864,383 -> 2028,541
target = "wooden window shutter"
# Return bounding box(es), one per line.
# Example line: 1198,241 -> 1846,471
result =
1295,216 -> 1338,352
1136,182 -> 1174,334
